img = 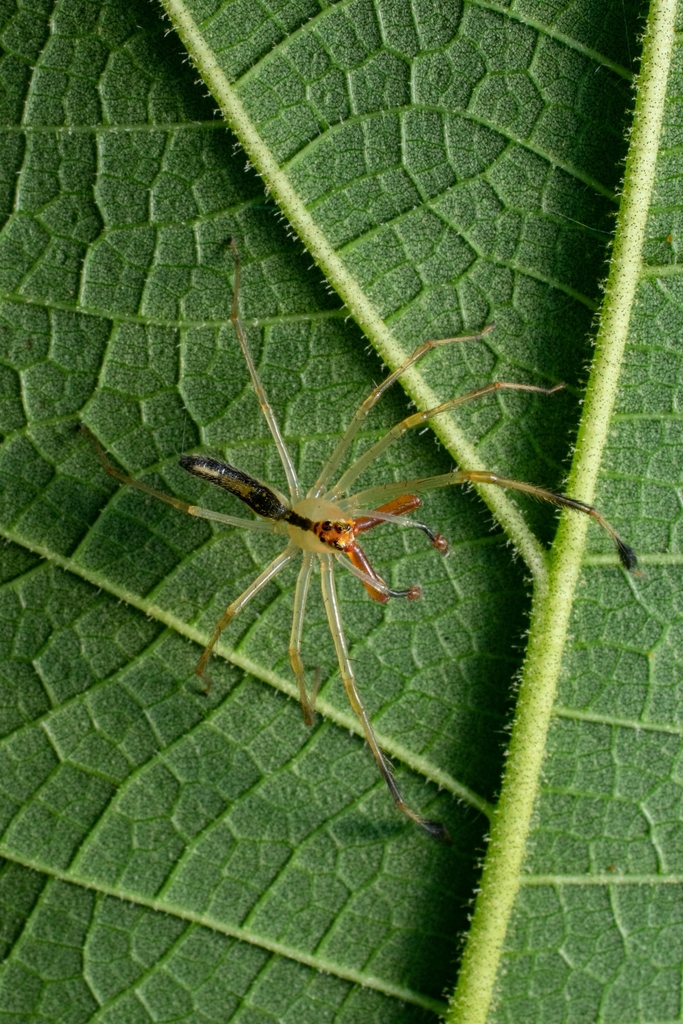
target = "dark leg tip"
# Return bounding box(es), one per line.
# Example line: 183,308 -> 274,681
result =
420,818 -> 451,843
616,538 -> 639,574
386,585 -> 421,600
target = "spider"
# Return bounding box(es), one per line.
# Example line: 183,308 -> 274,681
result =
82,241 -> 637,841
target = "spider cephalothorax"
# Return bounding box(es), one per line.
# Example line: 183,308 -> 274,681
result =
312,517 -> 354,549
83,240 -> 637,841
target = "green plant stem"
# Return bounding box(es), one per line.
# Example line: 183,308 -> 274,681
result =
447,1 -> 677,1020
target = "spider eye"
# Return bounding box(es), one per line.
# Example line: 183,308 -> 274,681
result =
322,520 -> 331,531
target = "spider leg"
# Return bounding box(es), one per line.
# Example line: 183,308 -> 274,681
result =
353,495 -> 448,552
229,241 -> 300,501
319,554 -> 449,841
310,325 -> 494,497
337,553 -> 421,601
327,380 -> 564,499
354,493 -> 422,526
80,426 -> 273,532
453,470 -> 639,572
289,551 -> 318,725
189,507 -> 274,531
195,544 -> 296,692
339,494 -> 443,601
347,471 -> 638,573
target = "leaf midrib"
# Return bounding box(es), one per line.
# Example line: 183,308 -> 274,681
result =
448,1 -> 677,1019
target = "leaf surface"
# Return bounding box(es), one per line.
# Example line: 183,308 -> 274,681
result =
0,1 -> 680,1022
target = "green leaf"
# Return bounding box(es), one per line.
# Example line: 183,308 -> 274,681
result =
0,1 -> 679,1023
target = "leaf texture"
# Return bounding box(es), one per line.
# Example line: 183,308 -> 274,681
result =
0,1 -> 680,1022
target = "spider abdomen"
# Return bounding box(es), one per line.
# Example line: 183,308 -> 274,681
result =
179,455 -> 289,520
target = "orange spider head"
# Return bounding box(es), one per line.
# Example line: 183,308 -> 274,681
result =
286,497 -> 356,553
313,518 -> 355,550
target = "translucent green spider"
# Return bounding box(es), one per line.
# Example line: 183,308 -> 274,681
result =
83,243 -> 637,840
